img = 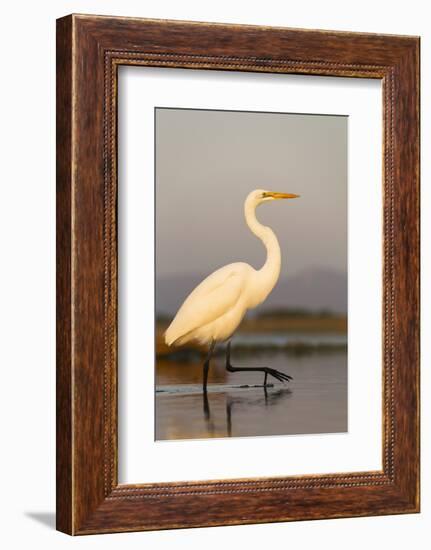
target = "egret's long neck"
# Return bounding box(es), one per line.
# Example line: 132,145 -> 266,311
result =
245,199 -> 282,302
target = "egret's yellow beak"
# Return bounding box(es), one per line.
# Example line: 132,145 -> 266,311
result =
263,192 -> 300,199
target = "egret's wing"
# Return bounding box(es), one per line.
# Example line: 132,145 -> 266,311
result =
164,263 -> 247,345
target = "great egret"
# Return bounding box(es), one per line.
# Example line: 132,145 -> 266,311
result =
165,189 -> 299,392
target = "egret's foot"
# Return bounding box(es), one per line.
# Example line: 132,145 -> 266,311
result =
262,367 -> 293,384
225,341 -> 292,386
226,362 -> 293,385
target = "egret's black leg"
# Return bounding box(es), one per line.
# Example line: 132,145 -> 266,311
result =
203,390 -> 210,421
203,340 -> 216,394
225,341 -> 293,385
226,399 -> 233,437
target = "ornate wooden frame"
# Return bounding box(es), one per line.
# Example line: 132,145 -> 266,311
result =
56,14 -> 420,534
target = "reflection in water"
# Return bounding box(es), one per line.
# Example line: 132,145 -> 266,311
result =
203,386 -> 292,437
202,391 -> 216,437
225,388 -> 291,436
156,351 -> 347,441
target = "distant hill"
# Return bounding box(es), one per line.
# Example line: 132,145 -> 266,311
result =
156,268 -> 347,318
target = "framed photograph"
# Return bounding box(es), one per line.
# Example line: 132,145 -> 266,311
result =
56,14 -> 420,534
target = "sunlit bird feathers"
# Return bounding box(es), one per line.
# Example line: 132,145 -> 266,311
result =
164,189 -> 299,348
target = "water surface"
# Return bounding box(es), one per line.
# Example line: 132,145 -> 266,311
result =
156,348 -> 347,440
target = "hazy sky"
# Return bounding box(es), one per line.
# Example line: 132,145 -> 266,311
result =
156,107 -> 347,285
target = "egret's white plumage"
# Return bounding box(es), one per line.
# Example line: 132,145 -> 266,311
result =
164,189 -> 299,348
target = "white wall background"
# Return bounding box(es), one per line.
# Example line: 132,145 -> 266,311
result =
0,1 -> 427,548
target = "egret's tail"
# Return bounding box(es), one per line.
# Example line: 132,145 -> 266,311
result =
164,326 -> 174,347
164,322 -> 194,347
164,322 -> 181,347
